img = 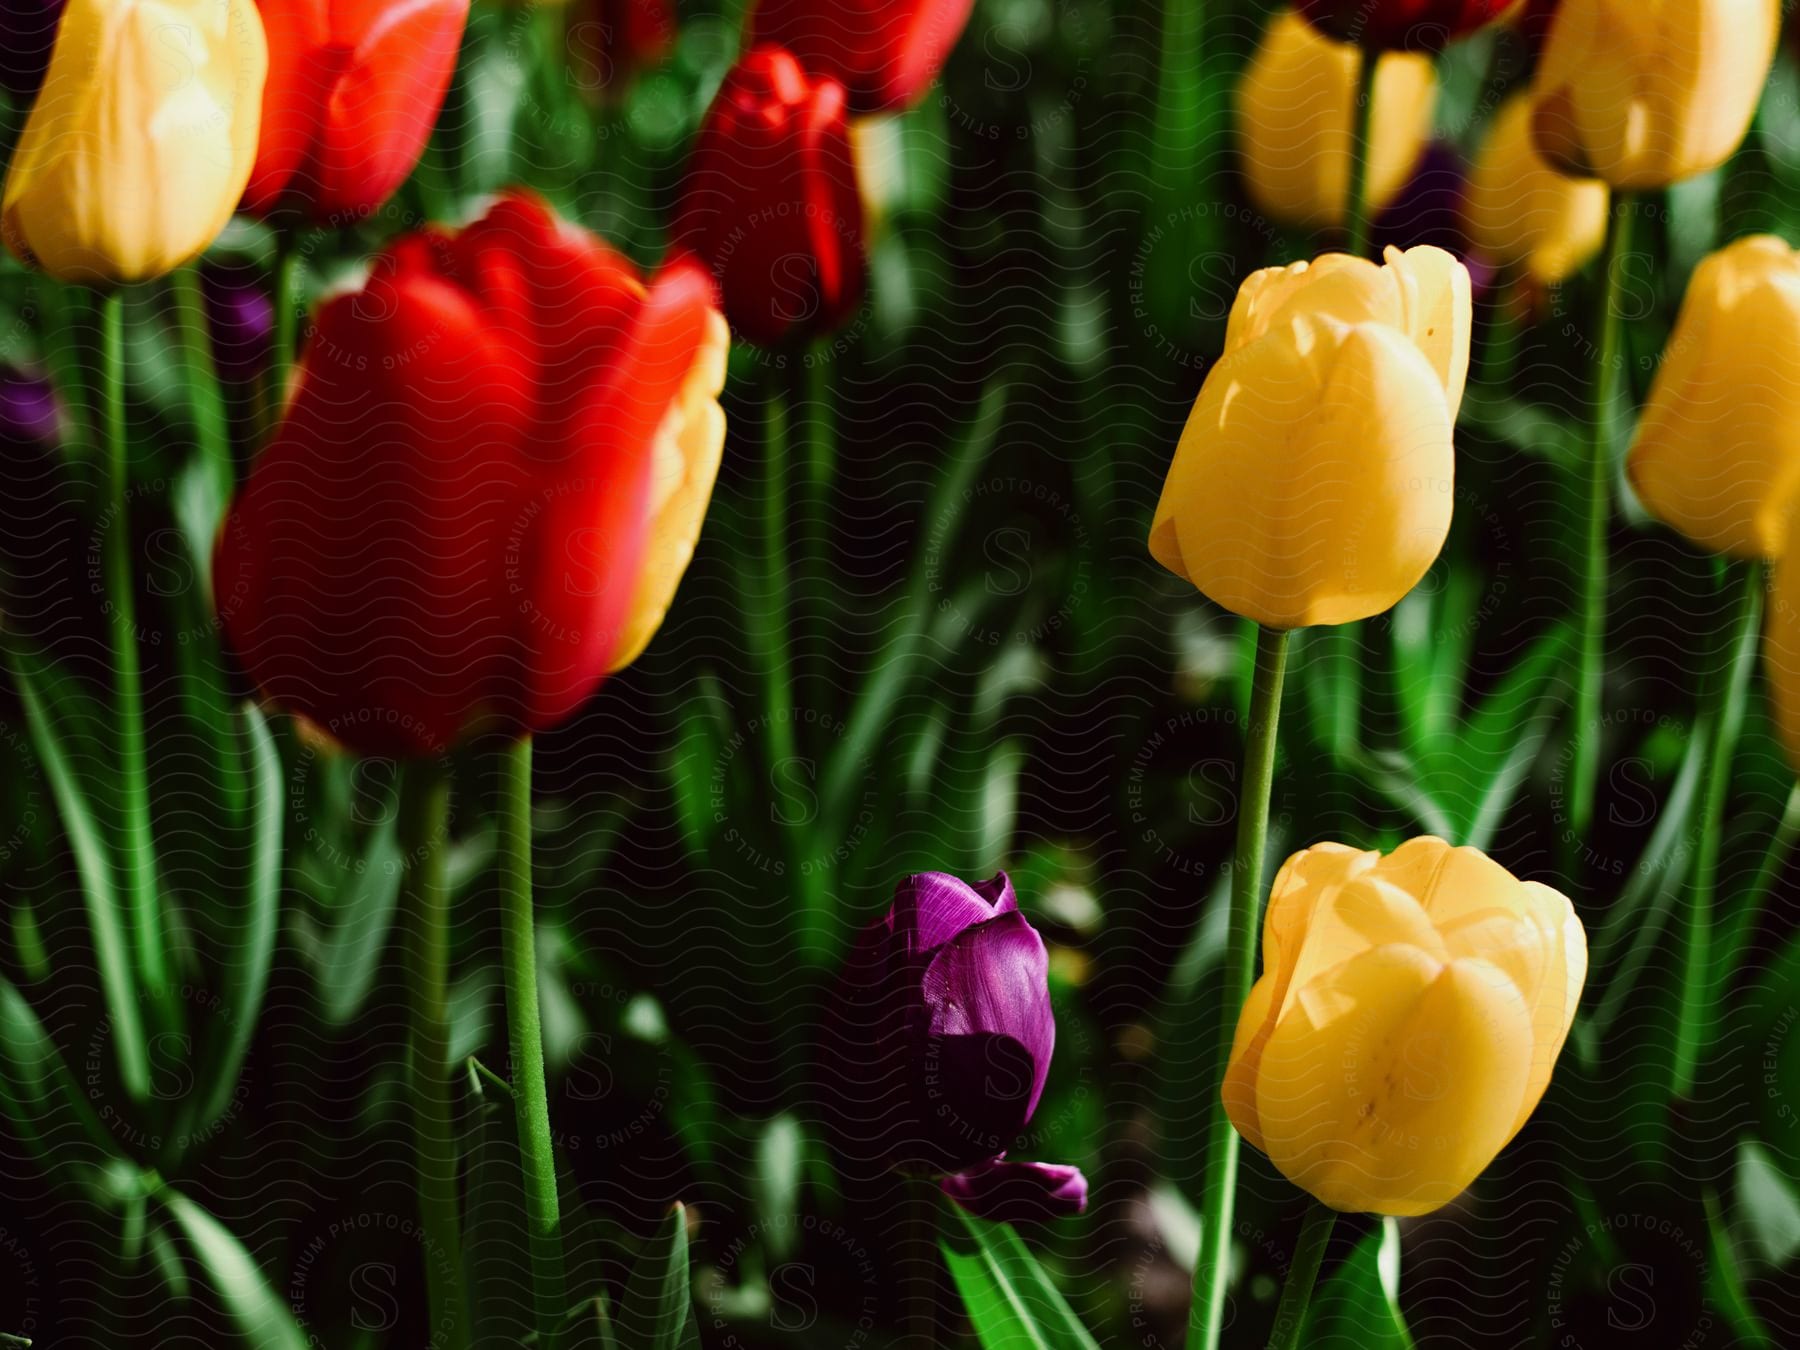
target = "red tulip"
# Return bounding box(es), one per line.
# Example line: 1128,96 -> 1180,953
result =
1296,0 -> 1514,51
672,45 -> 866,348
217,192 -> 728,757
747,0 -> 975,115
568,0 -> 676,102
241,0 -> 469,223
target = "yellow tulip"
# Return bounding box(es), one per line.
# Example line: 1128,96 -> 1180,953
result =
1463,94 -> 1609,287
1626,236 -> 1800,560
2,0 -> 268,286
609,307 -> 730,671
1235,11 -> 1436,230
1223,837 -> 1587,1217
1149,245 -> 1471,629
1764,496 -> 1800,769
1529,0 -> 1778,191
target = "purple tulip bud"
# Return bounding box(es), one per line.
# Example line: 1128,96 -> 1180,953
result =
1,0 -> 65,104
1374,141 -> 1495,295
201,264 -> 275,383
0,368 -> 59,446
942,1157 -> 1089,1224
827,872 -> 1056,1176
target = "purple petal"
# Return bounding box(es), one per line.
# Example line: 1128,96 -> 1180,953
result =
921,911 -> 1054,1124
0,369 -> 59,446
892,870 -> 1015,956
942,1159 -> 1089,1223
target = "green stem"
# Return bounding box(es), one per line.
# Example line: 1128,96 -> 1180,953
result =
1188,624 -> 1290,1350
1570,195 -> 1636,846
1672,560 -> 1763,1099
267,236 -> 303,438
1266,1200 -> 1338,1350
1344,49 -> 1378,259
1477,267 -> 1525,391
100,291 -> 168,1005
166,266 -> 231,491
900,1177 -> 936,1348
499,736 -> 566,1345
398,760 -> 471,1350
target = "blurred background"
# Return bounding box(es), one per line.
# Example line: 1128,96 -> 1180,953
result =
2,0 -> 1800,1346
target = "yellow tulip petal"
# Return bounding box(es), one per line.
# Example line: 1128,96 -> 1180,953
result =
608,307 -> 729,671
1464,94 -> 1609,288
1627,235 -> 1800,559
1258,947 -> 1535,1216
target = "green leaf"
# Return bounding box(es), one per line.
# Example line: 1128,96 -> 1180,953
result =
191,704 -> 283,1134
0,980 -> 117,1194
563,1294 -> 622,1350
310,811 -> 405,1026
1738,1140 -> 1800,1269
8,650 -> 148,1099
755,1115 -> 806,1261
161,1190 -> 307,1350
1705,1188 -> 1777,1349
1299,1218 -> 1414,1349
940,1203 -> 1100,1350
617,1202 -> 692,1350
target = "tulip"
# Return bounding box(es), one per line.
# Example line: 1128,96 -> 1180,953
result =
1149,245 -> 1472,629
1223,837 -> 1587,1216
1626,236 -> 1800,560
1510,0 -> 1557,53
825,871 -> 1087,1221
1463,93 -> 1608,288
1236,12 -> 1436,230
1764,499 -> 1800,769
747,0 -> 975,116
2,0 -> 267,286
201,263 -> 275,384
0,367 -> 59,446
568,0 -> 674,102
240,0 -> 469,224
1298,0 -> 1513,52
1529,0 -> 1778,190
672,45 -> 866,347
216,191 -> 728,757
0,0 -> 65,103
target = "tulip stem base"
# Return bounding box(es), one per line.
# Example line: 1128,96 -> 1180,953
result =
100,290 -> 168,1010
1265,1199 -> 1337,1350
1673,559 -> 1763,1100
398,759 -> 471,1350
1570,195 -> 1636,853
498,736 -> 567,1344
1189,623 -> 1290,1350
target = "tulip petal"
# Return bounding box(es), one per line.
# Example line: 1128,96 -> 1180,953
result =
922,911 -> 1054,1133
941,1158 -> 1089,1223
1256,944 -> 1534,1216
896,871 -> 1019,955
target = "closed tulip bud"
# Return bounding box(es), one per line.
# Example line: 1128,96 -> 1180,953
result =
1150,245 -> 1471,629
1224,838 -> 1587,1217
241,0 -> 468,224
747,0 -> 975,116
1626,236 -> 1800,560
1463,94 -> 1608,287
1530,0 -> 1778,190
217,192 -> 727,757
824,872 -> 1087,1221
672,45 -> 866,347
0,367 -> 60,447
1236,12 -> 1436,230
1297,0 -> 1513,52
2,0 -> 267,286
0,0 -> 65,102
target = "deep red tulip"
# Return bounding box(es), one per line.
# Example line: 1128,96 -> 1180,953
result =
672,45 -> 866,348
1297,0 -> 1514,51
748,0 -> 974,114
568,0 -> 676,102
217,192 -> 728,757
241,0 -> 469,223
